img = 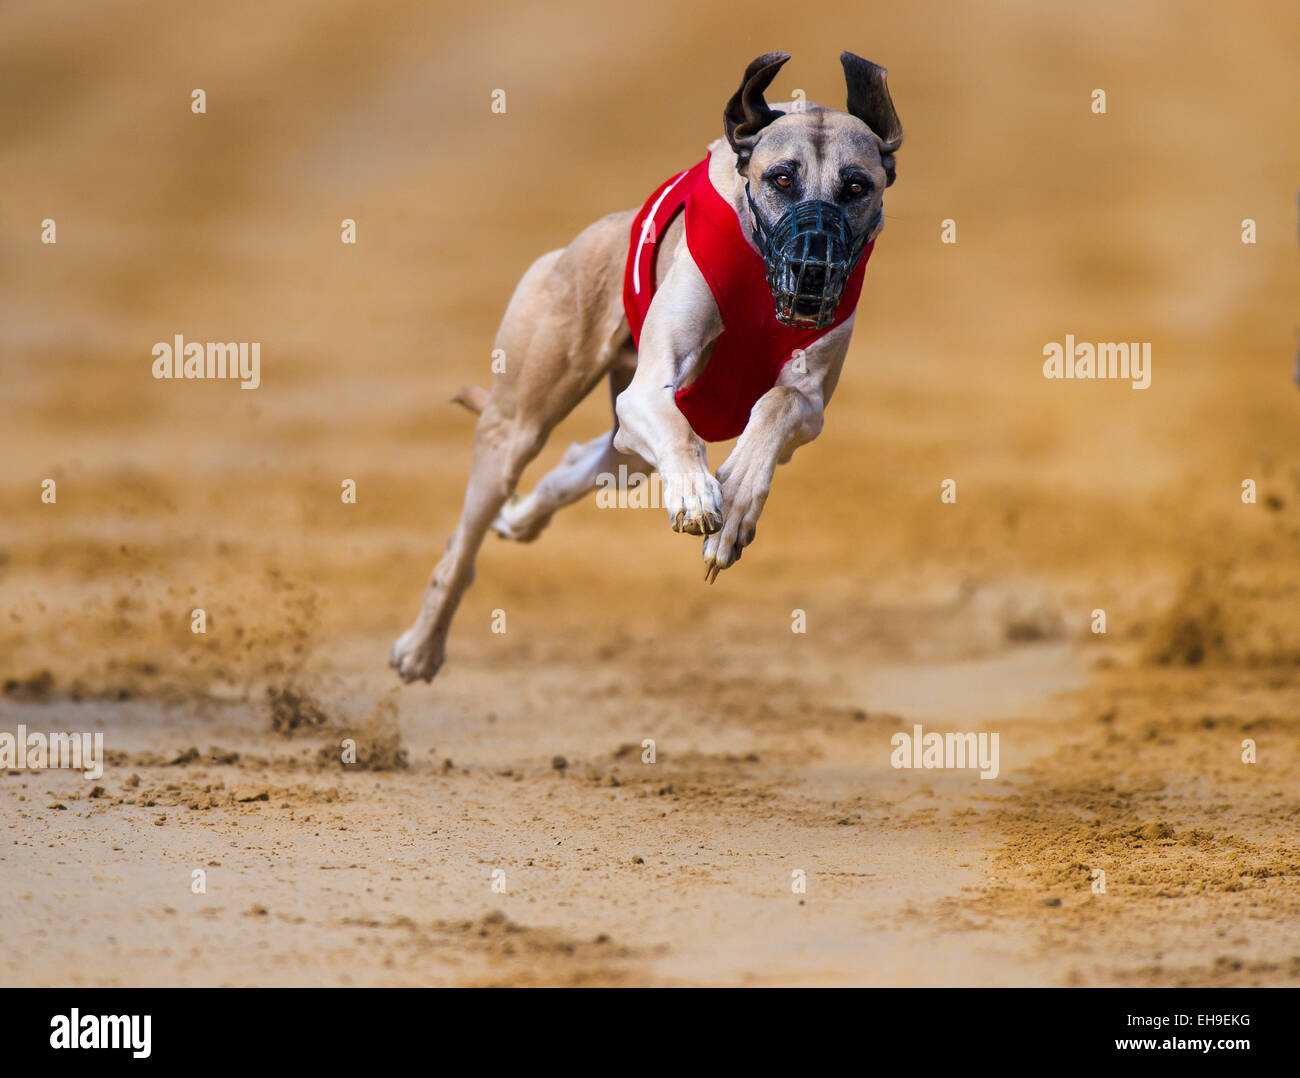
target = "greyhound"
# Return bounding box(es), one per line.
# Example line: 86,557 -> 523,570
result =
391,50 -> 902,683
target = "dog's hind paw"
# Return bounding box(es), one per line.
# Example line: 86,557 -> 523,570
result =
491,497 -> 548,543
389,625 -> 446,683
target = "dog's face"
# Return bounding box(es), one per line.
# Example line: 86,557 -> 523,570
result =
723,52 -> 902,327
743,109 -> 890,246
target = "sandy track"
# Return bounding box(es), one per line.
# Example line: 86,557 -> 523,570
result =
3,586 -> 1298,985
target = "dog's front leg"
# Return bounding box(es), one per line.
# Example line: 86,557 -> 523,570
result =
703,319 -> 853,582
614,254 -> 725,536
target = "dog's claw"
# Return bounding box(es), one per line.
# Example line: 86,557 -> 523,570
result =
679,511 -> 722,536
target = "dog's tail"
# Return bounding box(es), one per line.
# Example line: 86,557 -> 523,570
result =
451,385 -> 490,415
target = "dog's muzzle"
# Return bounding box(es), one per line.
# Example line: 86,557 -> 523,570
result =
746,185 -> 879,329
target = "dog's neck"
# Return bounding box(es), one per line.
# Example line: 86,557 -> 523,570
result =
706,99 -> 818,255
705,139 -> 763,257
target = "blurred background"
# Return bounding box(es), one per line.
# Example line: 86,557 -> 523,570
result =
2,0 -> 1297,686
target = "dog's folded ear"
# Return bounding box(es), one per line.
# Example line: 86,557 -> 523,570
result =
841,51 -> 903,185
724,51 -> 790,169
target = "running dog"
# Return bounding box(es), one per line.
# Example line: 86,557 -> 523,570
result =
392,50 -> 902,683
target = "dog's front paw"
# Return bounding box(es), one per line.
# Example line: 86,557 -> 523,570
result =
701,516 -> 757,583
661,471 -> 723,536
701,457 -> 767,582
389,622 -> 446,683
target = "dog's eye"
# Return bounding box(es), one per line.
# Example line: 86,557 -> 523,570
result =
772,173 -> 792,190
842,178 -> 870,199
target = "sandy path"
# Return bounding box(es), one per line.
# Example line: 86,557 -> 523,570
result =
5,594 -> 1295,987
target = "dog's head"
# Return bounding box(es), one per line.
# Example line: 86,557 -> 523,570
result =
723,51 -> 902,328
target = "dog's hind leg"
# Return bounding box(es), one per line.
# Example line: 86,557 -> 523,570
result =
492,367 -> 649,542
391,225 -> 630,683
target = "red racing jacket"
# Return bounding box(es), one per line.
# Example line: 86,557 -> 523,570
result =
622,157 -> 873,443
